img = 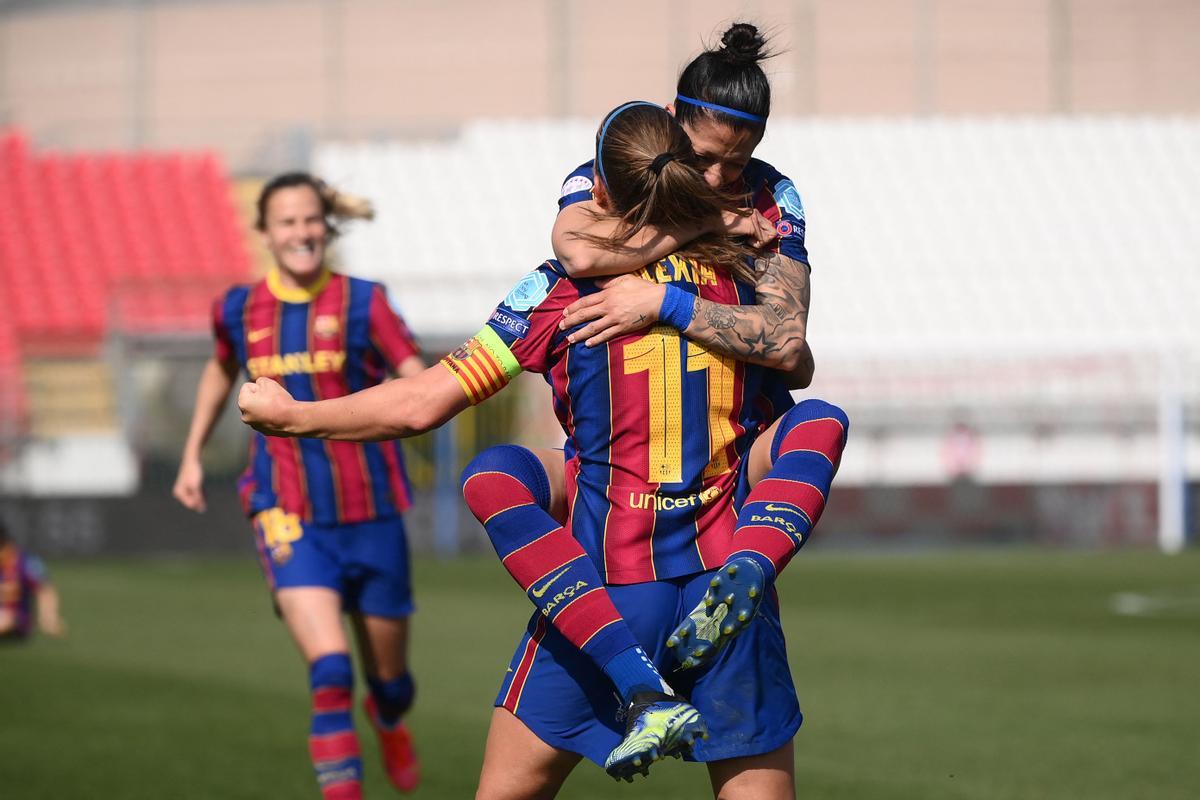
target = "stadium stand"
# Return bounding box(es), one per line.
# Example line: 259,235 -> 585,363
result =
315,121 -> 596,340
0,129 -> 251,344
0,309 -> 26,452
315,117 -> 1200,495
316,117 -> 1200,357
0,129 -> 251,494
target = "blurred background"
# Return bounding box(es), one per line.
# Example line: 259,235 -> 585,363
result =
0,2 -> 1197,798
0,0 -> 1196,556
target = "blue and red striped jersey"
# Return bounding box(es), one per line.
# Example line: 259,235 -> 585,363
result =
213,269 -> 420,526
441,257 -> 793,585
558,157 -> 809,266
0,543 -> 44,636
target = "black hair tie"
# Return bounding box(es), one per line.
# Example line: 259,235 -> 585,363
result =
649,152 -> 676,175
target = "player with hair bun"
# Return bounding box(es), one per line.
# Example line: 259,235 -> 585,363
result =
174,172 -> 424,799
452,21 -> 843,797
239,102 -> 847,799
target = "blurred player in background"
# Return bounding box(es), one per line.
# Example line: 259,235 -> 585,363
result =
173,173 -> 424,799
238,103 -> 847,799
0,518 -> 66,641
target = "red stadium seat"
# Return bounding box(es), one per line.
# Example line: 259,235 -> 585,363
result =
0,129 -> 253,348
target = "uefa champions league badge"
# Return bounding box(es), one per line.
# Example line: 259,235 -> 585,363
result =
774,178 -> 806,221
504,270 -> 551,312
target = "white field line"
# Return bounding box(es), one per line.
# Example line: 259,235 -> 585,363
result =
1110,591 -> 1200,617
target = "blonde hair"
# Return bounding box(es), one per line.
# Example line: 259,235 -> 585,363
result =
255,172 -> 374,237
583,103 -> 759,284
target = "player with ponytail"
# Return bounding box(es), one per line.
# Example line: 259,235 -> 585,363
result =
175,172 -> 424,798
240,100 -> 844,798
456,24 -> 840,796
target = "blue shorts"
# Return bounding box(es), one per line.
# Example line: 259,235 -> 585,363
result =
495,572 -> 801,765
251,508 -> 413,618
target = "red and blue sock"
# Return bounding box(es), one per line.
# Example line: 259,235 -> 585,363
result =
462,445 -> 668,703
730,399 -> 849,582
308,653 -> 363,800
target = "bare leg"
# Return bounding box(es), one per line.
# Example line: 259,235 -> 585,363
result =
707,742 -> 795,800
350,613 -> 409,680
476,708 -> 581,800
745,412 -> 786,488
274,587 -> 349,661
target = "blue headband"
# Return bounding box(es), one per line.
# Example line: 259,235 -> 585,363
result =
596,101 -> 661,188
675,94 -> 766,124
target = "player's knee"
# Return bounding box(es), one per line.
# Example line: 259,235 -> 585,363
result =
461,444 -> 552,511
791,398 -> 849,431
310,652 -> 354,691
368,672 -> 415,720
310,653 -> 355,722
772,399 -> 850,461
782,399 -> 849,437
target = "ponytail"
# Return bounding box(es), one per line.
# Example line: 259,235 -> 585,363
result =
255,172 -> 374,237
579,103 -> 760,284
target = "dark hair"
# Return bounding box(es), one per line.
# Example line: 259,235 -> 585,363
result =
587,102 -> 757,282
675,22 -> 773,133
254,172 -> 374,237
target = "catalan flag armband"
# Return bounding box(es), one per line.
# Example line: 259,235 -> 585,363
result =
440,326 -> 523,405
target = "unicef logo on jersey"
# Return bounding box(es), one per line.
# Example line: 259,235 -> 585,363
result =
774,179 -> 806,221
504,270 -> 550,312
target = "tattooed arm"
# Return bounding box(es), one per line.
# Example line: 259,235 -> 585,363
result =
563,252 -> 811,372
685,253 -> 812,386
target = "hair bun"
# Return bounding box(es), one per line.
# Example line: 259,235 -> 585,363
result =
720,22 -> 767,65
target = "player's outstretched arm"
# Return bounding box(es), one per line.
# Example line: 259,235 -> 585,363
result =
238,364 -> 471,442
553,202 -> 774,278
559,252 -> 812,381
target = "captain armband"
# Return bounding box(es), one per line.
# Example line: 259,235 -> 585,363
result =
439,326 -> 523,405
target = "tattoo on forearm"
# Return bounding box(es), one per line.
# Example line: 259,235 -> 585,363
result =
685,253 -> 810,368
704,302 -> 736,330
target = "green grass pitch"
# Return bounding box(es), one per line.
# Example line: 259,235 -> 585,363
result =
1,549 -> 1197,799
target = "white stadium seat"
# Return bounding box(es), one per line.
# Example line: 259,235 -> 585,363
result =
316,117 -> 1200,490
317,117 -> 1200,367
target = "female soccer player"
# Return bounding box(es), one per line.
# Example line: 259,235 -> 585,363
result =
463,14 -> 821,721
553,22 -> 812,364
173,174 -> 423,799
0,519 -> 66,640
238,104 -> 848,800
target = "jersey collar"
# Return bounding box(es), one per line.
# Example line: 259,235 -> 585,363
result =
266,267 -> 331,303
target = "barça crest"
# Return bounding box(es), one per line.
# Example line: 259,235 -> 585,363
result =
313,314 -> 340,339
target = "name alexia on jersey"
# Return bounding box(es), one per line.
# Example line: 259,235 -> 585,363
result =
636,255 -> 720,287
